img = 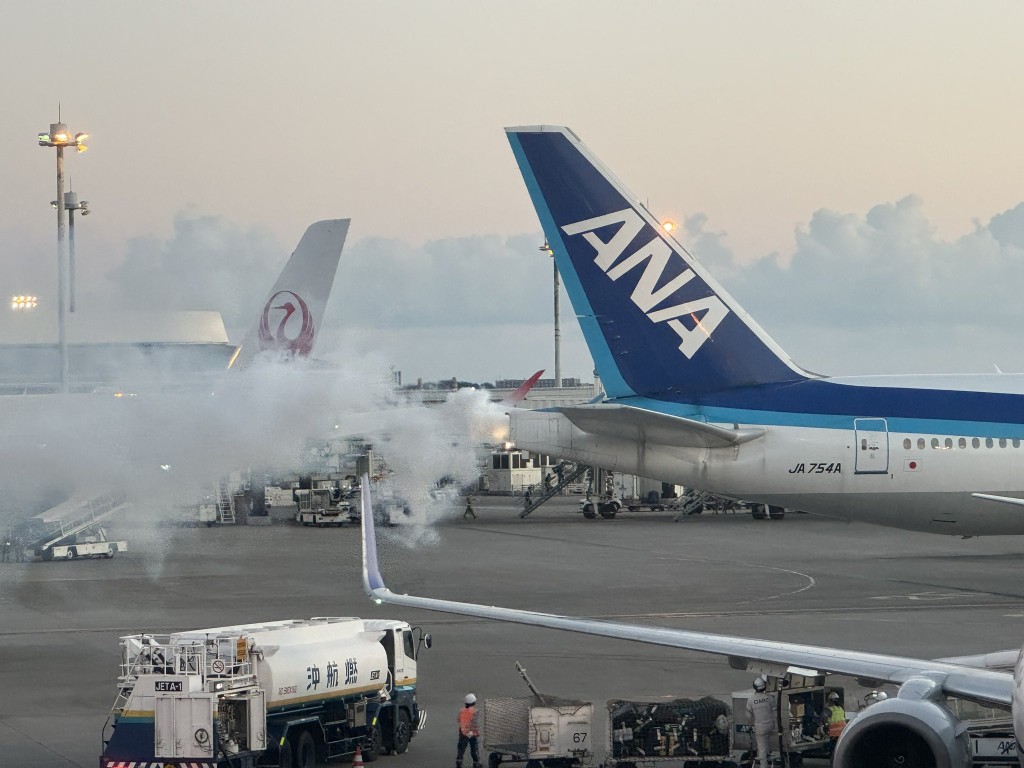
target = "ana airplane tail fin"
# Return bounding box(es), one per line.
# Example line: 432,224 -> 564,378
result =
505,126 -> 808,400
229,219 -> 350,369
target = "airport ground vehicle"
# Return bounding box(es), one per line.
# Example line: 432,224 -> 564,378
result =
609,697 -> 735,767
23,492 -> 129,561
579,496 -> 623,519
99,616 -> 430,767
482,663 -> 594,768
295,487 -> 358,526
48,527 -> 127,560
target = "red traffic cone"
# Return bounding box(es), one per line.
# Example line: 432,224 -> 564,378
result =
351,744 -> 364,767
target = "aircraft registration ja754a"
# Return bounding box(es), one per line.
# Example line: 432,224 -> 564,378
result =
504,125 -> 1024,537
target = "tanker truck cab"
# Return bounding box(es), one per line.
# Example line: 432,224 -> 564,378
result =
99,616 -> 430,768
363,619 -> 432,755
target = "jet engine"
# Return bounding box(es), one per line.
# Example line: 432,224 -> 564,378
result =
833,677 -> 970,768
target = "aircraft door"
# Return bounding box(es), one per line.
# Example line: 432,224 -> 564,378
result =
853,418 -> 889,474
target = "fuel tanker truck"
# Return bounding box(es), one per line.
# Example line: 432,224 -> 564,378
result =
99,616 -> 430,768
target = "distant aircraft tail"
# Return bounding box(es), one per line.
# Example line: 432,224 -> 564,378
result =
505,127 -> 808,400
500,369 -> 544,405
230,219 -> 349,369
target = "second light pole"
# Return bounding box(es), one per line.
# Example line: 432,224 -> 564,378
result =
64,191 -> 90,313
540,241 -> 562,388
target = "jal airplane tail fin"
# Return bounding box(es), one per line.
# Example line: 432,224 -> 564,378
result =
500,369 -> 545,406
505,126 -> 809,400
229,219 -> 350,369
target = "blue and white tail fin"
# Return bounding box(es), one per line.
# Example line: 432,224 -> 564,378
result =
229,219 -> 349,369
505,126 -> 809,400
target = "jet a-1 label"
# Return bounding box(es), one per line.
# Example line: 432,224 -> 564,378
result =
788,462 -> 842,474
561,209 -> 729,359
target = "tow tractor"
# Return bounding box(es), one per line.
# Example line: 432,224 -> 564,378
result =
579,494 -> 623,519
295,487 -> 359,527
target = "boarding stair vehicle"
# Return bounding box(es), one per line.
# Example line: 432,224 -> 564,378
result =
215,478 -> 236,524
28,491 -> 129,561
519,463 -> 590,518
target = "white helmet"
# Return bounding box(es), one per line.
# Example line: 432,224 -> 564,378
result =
465,693 -> 477,705
753,676 -> 767,691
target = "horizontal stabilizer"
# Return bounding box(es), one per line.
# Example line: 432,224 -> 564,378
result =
559,403 -> 764,448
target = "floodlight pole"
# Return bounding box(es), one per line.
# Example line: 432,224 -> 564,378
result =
65,191 -> 86,313
541,242 -> 562,388
56,142 -> 69,392
553,257 -> 562,388
40,119 -> 88,393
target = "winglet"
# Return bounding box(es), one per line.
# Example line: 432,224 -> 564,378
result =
501,369 -> 545,405
360,473 -> 386,597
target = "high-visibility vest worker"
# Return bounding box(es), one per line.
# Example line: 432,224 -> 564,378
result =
826,692 -> 846,738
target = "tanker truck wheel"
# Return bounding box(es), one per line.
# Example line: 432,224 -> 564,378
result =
389,710 -> 411,755
363,720 -> 383,762
294,730 -> 316,768
277,736 -> 294,768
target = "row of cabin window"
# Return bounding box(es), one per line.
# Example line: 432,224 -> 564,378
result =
902,437 -> 1021,450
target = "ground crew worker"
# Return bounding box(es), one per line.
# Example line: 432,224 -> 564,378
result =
456,692 -> 481,768
463,496 -> 477,520
864,690 -> 888,707
745,676 -> 775,768
825,691 -> 846,736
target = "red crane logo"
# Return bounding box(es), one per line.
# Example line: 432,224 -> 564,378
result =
257,291 -> 315,356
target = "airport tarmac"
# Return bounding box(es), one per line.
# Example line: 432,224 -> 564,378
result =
2,496 -> 1023,767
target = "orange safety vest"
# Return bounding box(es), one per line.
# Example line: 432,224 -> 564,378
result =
458,706 -> 479,737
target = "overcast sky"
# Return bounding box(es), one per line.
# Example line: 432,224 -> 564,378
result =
4,2 -> 1024,381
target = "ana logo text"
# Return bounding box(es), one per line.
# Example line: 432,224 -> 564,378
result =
258,290 -> 315,356
561,209 -> 729,359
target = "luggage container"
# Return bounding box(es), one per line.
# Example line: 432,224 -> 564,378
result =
481,662 -> 593,768
608,697 -> 736,767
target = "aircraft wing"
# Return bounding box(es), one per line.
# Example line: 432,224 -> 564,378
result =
359,475 -> 1013,708
972,493 -> 1024,508
559,403 -> 765,448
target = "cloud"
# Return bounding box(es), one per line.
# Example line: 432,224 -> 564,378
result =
326,233 -> 554,329
86,196 -> 1024,381
701,197 -> 1024,374
101,212 -> 285,332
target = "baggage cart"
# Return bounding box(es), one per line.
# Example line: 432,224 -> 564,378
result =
482,662 -> 594,768
608,697 -> 737,768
